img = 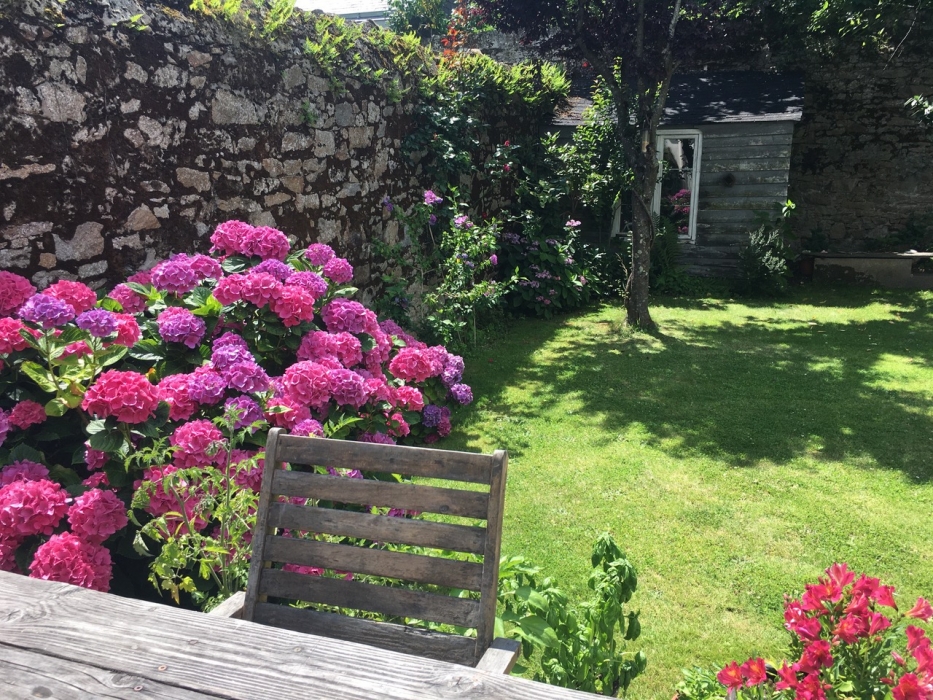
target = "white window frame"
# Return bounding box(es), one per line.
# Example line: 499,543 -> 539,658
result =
652,129 -> 702,244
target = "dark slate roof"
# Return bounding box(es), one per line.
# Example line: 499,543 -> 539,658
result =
553,71 -> 805,127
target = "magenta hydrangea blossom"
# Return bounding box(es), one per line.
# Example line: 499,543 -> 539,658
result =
0,478 -> 68,539
45,280 -> 97,315
241,272 -> 283,308
76,308 -> 118,338
68,488 -> 128,544
157,374 -> 198,421
0,317 -> 30,354
211,343 -> 254,372
18,293 -> 76,329
224,396 -> 264,430
389,346 -> 444,383
212,273 -> 247,305
0,460 -> 50,486
157,307 -> 206,349
0,271 -> 37,316
269,285 -> 316,327
253,259 -> 293,281
282,361 -> 331,408
322,257 -> 354,284
329,368 -> 368,408
263,397 -> 311,429
210,220 -> 254,256
305,243 -> 335,266
84,443 -> 108,471
82,370 -> 160,424
108,283 -> 147,314
9,400 -> 47,430
29,532 -> 112,592
188,254 -> 223,281
187,367 -> 227,405
287,271 -> 329,299
223,360 -> 270,394
358,432 -> 396,445
292,418 -> 324,437
0,410 -> 9,448
246,226 -> 290,261
150,256 -> 200,295
321,299 -> 372,334
171,419 -> 226,468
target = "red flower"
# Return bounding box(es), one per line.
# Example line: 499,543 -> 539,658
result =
908,626 -> 931,653
893,673 -> 933,700
795,641 -> 833,674
833,613 -> 868,644
716,662 -> 744,690
795,673 -> 830,700
740,658 -> 767,686
775,662 -> 798,691
914,646 -> 933,674
868,612 -> 892,636
852,574 -> 881,598
826,562 -> 855,589
907,597 -> 933,622
872,584 -> 898,609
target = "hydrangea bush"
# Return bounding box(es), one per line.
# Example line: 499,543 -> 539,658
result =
0,221 -> 471,601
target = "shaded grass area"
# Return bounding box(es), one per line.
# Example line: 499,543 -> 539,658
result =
444,285 -> 933,698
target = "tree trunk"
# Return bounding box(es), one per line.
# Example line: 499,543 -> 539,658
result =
625,171 -> 658,331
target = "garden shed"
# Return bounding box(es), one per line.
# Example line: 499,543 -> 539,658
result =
555,71 -> 805,276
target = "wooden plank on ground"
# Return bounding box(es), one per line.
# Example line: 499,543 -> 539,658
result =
259,567 -> 481,627
0,572 -> 595,700
267,502 -> 487,554
263,535 -> 485,590
275,436 -> 493,484
271,470 -> 489,520
0,646 -> 213,700
252,602 -> 477,666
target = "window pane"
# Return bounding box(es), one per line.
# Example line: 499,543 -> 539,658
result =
659,137 -> 696,238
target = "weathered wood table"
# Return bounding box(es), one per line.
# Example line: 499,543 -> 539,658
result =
0,571 -> 596,699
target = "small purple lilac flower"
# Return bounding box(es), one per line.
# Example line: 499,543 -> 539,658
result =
252,259 -> 293,282
76,309 -> 118,338
423,190 -> 443,206
18,293 -> 75,329
489,254 -> 498,266
449,383 -> 473,406
292,418 -> 324,437
287,271 -> 329,298
422,404 -> 442,429
224,396 -> 264,430
428,214 -> 438,225
453,215 -> 472,228
223,360 -> 270,394
382,195 -> 394,213
305,243 -> 335,267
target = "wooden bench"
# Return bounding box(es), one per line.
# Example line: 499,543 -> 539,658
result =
811,252 -> 933,289
211,428 -> 520,674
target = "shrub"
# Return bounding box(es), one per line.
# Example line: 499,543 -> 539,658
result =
736,225 -> 791,297
0,220 -> 471,602
679,563 -> 933,700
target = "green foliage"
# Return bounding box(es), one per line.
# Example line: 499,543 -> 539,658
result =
498,533 -> 647,696
188,0 -> 295,36
388,0 -> 447,37
735,225 -> 791,297
674,667 -> 723,700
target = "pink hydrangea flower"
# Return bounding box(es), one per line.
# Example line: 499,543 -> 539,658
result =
157,307 -> 206,348
112,313 -> 142,347
269,285 -> 316,327
0,317 -> 31,354
379,319 -> 424,348
9,400 -> 47,430
358,432 -> 396,445
171,419 -> 227,468
394,386 -> 425,412
305,243 -> 335,266
330,332 -> 363,368
108,284 -> 148,314
61,340 -> 93,358
0,271 -> 37,316
0,410 -> 8,448
210,220 -> 255,256
213,273 -> 248,305
282,361 -> 331,408
389,347 -> 444,383
0,460 -> 50,485
0,539 -> 18,573
264,397 -> 312,429
68,488 -> 128,544
29,532 -> 112,592
387,412 -> 410,438
82,370 -> 160,424
85,443 -> 108,471
82,472 -> 110,489
287,271 -> 329,299
329,369 -> 368,408
223,361 -> 270,394
0,478 -> 68,538
322,257 -> 354,284
292,419 -> 324,437
240,272 -> 283,308
151,256 -> 200,295
321,299 -> 371,334
188,254 -> 223,281
364,376 -> 395,404
246,226 -> 290,261
157,374 -> 198,421
297,331 -> 335,363
126,269 -> 153,285
187,366 -> 227,405
44,280 -> 97,315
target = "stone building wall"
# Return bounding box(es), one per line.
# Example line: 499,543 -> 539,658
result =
0,0 -> 428,303
789,49 -> 933,249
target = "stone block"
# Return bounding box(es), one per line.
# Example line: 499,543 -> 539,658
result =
37,82 -> 86,123
211,90 -> 261,125
176,167 -> 211,192
54,222 -> 104,260
126,206 -> 160,231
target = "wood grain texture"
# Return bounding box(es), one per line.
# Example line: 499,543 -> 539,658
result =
242,426 -> 282,622
702,158 -> 791,173
252,602 -> 478,666
207,590 -> 244,618
1,573 -> 596,699
0,646 -> 213,699
701,144 -> 793,161
698,122 -> 795,138
275,435 -> 493,484
271,470 -> 490,520
259,568 -> 482,627
267,501 -> 487,554
473,450 -> 508,664
700,133 -> 794,147
475,638 -> 522,675
263,535 -> 484,590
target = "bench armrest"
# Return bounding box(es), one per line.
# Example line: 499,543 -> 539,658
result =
476,637 -> 521,674
207,591 -> 245,619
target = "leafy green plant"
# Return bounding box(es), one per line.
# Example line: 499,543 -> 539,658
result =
497,533 -> 647,696
388,0 -> 447,38
736,225 -> 791,297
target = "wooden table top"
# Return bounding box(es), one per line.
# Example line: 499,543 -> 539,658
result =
0,571 -> 596,699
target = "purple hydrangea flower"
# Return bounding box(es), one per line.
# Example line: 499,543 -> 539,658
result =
489,254 -> 498,266
224,396 -> 264,430
449,383 -> 473,405
358,432 -> 396,445
0,409 -> 9,448
422,404 -> 442,429
75,309 -> 118,338
223,361 -> 270,394
18,293 -> 75,329
150,256 -> 199,295
157,307 -> 206,349
305,243 -> 335,267
213,332 -> 249,351
188,369 -> 227,405
423,190 -> 443,206
292,418 -> 324,437
252,259 -> 293,282
322,258 -> 353,285
211,343 -> 255,372
287,271 -> 329,298
441,354 -> 464,387
188,254 -> 223,281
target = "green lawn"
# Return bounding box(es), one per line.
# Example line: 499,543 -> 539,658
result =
444,285 -> 933,699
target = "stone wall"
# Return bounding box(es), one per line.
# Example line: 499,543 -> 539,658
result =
0,0 -> 426,303
785,50 -> 933,249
